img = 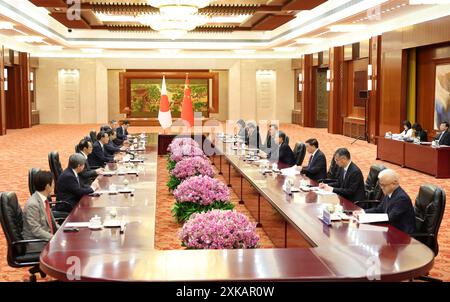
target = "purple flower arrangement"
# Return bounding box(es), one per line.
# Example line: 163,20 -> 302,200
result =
172,156 -> 215,180
174,175 -> 229,205
179,210 -> 259,249
167,156 -> 215,191
172,175 -> 234,223
167,137 -> 200,153
169,144 -> 206,163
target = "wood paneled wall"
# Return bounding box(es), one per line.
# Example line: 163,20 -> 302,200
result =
380,42 -> 407,135
328,46 -> 343,134
380,15 -> 450,136
302,54 -> 315,127
1,49 -> 34,132
416,43 -> 450,138
368,36 -> 381,143
19,52 -> 31,129
0,46 -> 5,135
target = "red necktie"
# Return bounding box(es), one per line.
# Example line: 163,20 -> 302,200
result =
45,199 -> 54,235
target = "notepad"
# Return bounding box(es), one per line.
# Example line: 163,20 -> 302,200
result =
281,166 -> 300,176
315,189 -> 336,196
357,213 -> 389,224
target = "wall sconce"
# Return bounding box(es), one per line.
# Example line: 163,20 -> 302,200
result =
298,73 -> 303,92
326,69 -> 331,92
367,64 -> 372,91
30,71 -> 34,91
3,68 -> 7,92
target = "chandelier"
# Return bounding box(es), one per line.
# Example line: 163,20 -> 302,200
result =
139,15 -> 208,40
148,0 -> 210,16
144,0 -> 211,39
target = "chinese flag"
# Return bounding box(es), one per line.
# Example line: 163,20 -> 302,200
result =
180,74 -> 194,127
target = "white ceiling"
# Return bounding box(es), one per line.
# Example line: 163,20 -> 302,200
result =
0,0 -> 450,58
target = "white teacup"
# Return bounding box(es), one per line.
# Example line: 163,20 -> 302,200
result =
109,208 -> 117,218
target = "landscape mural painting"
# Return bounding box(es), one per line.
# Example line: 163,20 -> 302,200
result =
130,78 -> 209,118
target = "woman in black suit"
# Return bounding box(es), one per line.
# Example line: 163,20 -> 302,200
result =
412,123 -> 427,142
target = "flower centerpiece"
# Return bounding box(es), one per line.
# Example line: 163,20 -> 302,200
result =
172,175 -> 233,223
179,210 -> 259,249
167,156 -> 215,191
167,144 -> 206,171
167,137 -> 200,153
167,137 -> 201,171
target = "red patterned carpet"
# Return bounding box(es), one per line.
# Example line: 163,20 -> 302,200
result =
0,124 -> 448,281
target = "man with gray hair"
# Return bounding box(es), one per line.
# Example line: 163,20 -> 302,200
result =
356,169 -> 416,234
56,153 -> 100,212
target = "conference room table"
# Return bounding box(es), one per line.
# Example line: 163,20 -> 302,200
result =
40,133 -> 434,281
377,136 -> 450,178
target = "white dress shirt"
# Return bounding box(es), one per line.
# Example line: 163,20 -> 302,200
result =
399,128 -> 413,138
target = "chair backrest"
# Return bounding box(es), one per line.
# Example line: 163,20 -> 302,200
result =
28,168 -> 40,196
48,151 -> 63,192
285,135 -> 290,146
292,142 -> 306,166
75,144 -> 81,153
414,184 -> 446,256
0,192 -> 26,260
327,157 -> 341,180
365,164 -> 386,200
89,130 -> 97,143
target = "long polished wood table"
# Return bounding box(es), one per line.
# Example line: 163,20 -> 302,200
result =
40,133 -> 434,281
377,136 -> 450,178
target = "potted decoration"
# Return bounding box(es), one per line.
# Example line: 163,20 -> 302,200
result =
172,175 -> 233,223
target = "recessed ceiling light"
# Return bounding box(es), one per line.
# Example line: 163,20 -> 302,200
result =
328,24 -> 368,32
296,38 -> 324,44
40,45 -> 63,51
14,35 -> 44,43
0,21 -> 14,30
81,48 -> 103,53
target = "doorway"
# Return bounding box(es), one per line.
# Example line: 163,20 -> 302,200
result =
4,65 -> 23,129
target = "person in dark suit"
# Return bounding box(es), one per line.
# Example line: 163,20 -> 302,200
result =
356,169 -> 416,234
300,138 -> 327,181
77,139 -> 104,186
236,119 -> 247,139
276,131 -> 296,167
245,123 -> 261,149
264,124 -> 277,149
104,129 -> 124,157
412,123 -> 427,142
88,131 -> 115,168
263,124 -> 278,159
326,152 -> 342,181
56,154 -> 100,212
319,148 -> 365,203
116,120 -> 130,141
434,121 -> 450,146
